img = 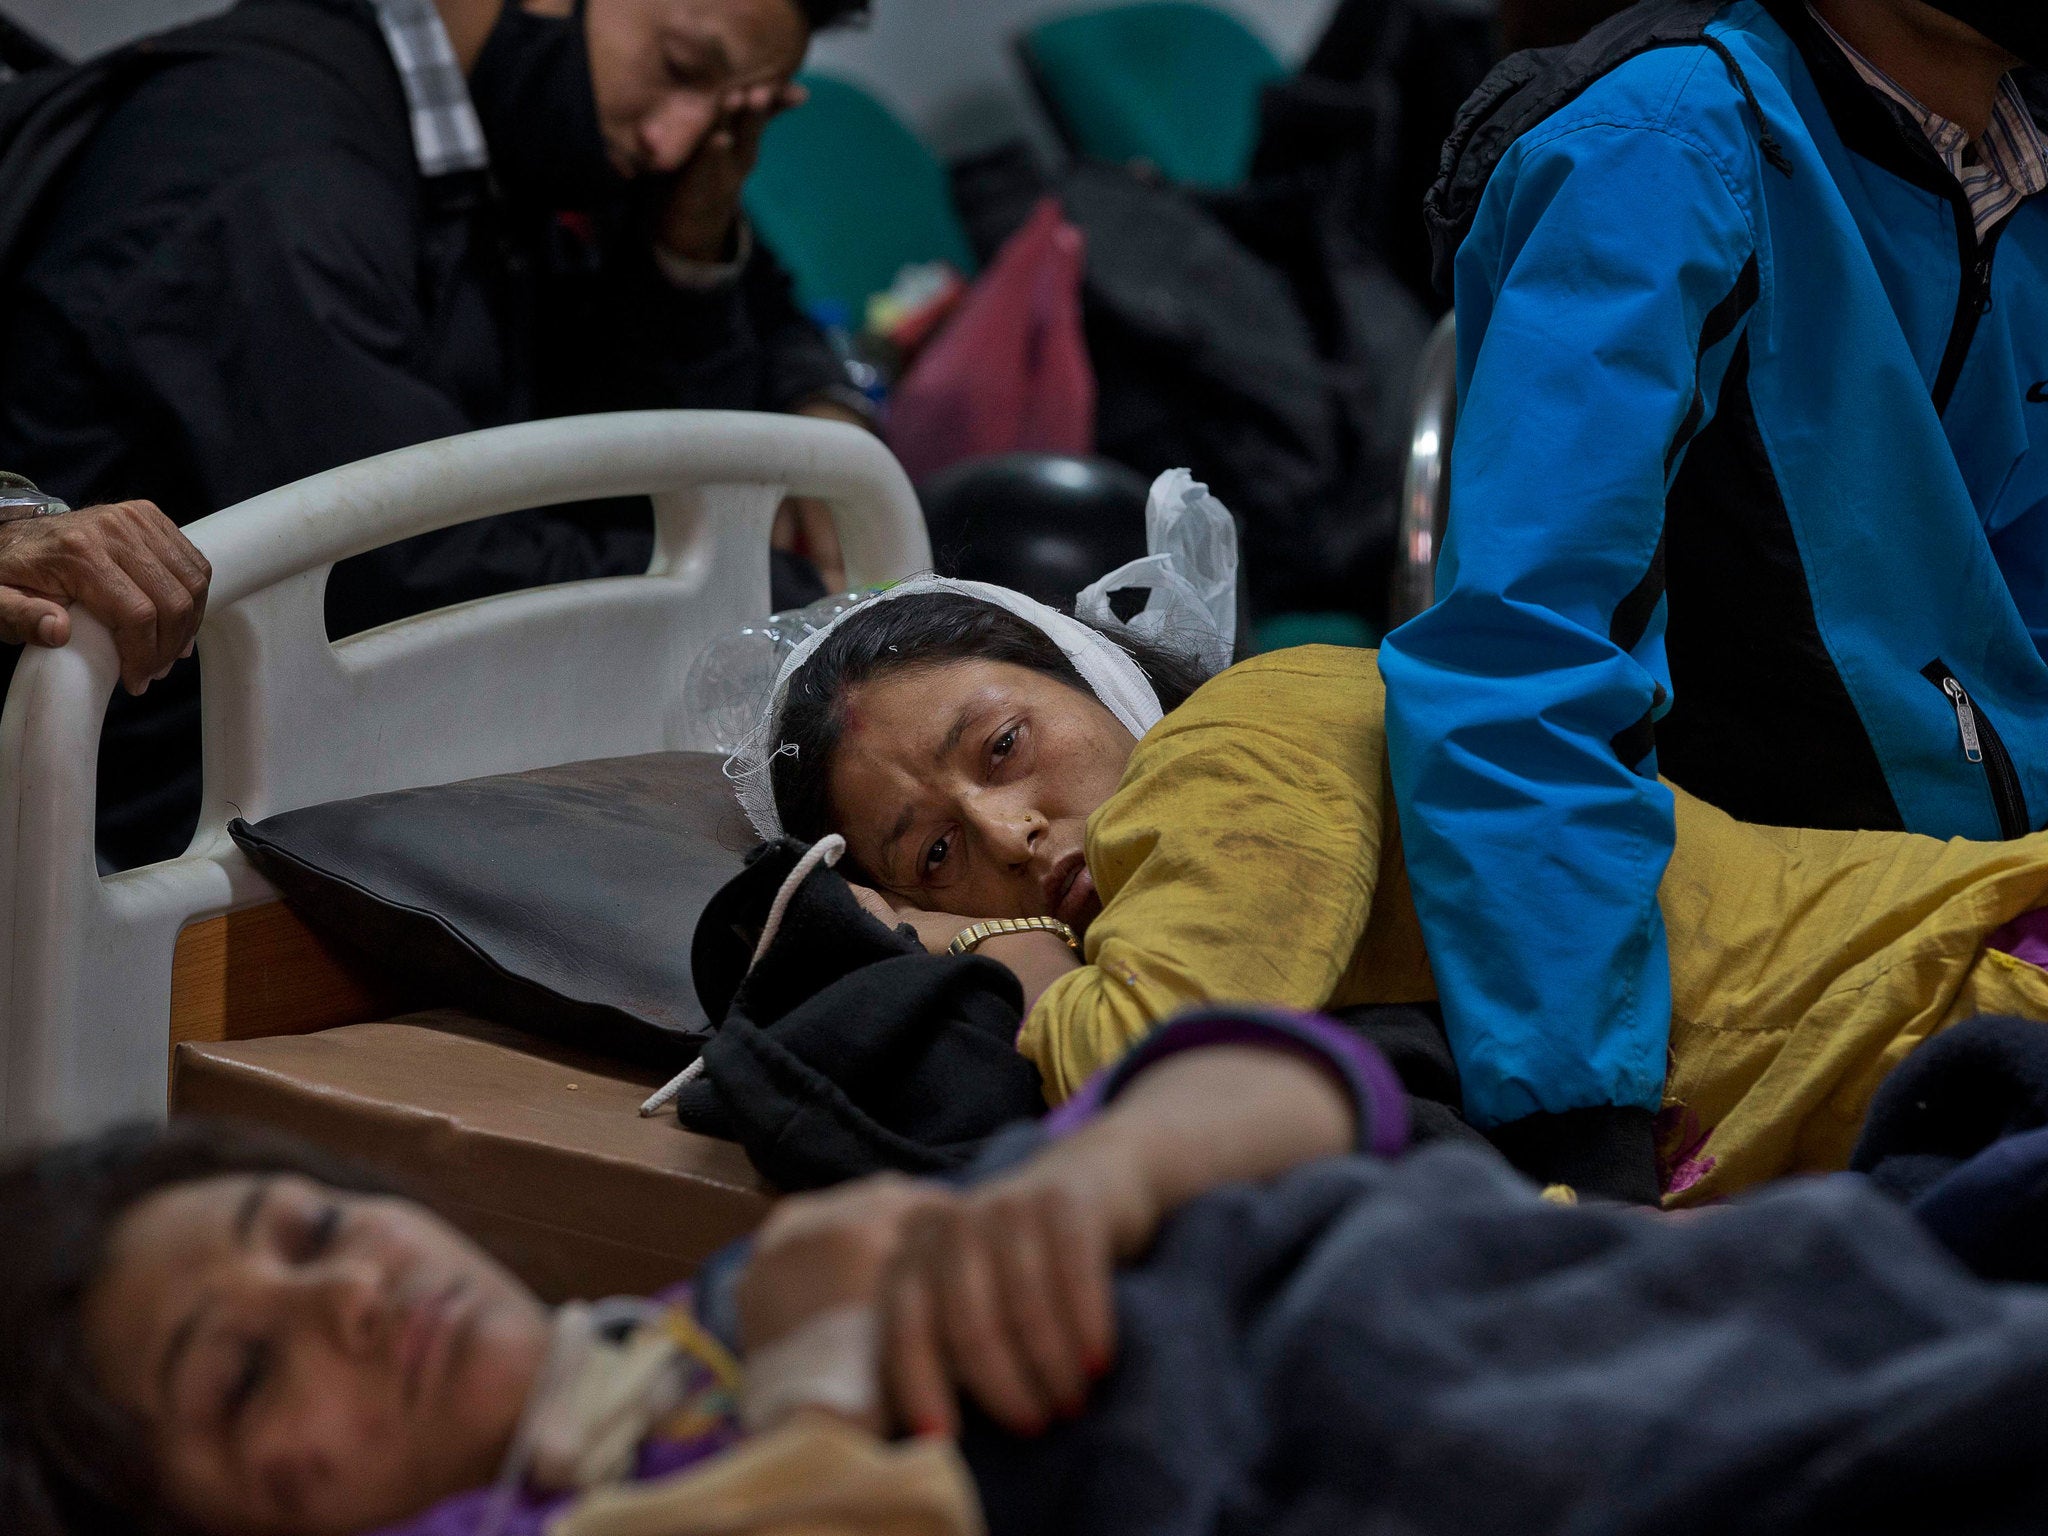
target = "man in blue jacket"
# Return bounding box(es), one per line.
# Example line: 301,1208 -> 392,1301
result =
1380,0 -> 2048,1199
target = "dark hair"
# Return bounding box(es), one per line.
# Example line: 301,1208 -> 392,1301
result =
770,592 -> 1211,845
0,1121 -> 392,1536
793,0 -> 870,30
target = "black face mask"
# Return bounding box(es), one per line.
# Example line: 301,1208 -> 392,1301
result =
467,3 -> 623,209
1922,1 -> 2046,69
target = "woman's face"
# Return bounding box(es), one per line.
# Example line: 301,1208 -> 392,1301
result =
83,1174 -> 549,1536
827,659 -> 1137,926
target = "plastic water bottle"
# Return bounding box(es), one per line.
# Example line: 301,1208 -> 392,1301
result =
682,623 -> 792,755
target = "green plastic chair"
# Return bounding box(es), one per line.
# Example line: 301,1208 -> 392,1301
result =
743,73 -> 978,316
1252,612 -> 1381,654
1019,2 -> 1287,189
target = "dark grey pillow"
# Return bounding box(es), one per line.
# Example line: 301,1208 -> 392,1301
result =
229,753 -> 755,1068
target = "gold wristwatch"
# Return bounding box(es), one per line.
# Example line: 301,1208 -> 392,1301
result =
947,915 -> 1079,956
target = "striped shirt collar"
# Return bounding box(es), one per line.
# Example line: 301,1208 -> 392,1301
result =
369,0 -> 489,177
1809,6 -> 2048,240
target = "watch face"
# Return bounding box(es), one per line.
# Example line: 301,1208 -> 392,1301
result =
0,474 -> 65,520
0,493 -> 66,522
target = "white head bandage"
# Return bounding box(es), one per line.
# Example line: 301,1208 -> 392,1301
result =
725,468 -> 1239,842
727,574 -> 1166,842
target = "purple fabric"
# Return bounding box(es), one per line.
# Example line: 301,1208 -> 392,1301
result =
1043,1007 -> 1410,1158
368,1417 -> 740,1536
365,1431 -> 747,1536
1989,908 -> 2048,971
636,1423 -> 744,1480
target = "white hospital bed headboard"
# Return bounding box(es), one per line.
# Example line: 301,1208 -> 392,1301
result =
0,410 -> 928,1145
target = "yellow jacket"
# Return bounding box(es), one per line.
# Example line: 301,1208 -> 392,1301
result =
1018,647 -> 2048,1204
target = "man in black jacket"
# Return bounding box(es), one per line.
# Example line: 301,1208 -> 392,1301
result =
0,0 -> 871,867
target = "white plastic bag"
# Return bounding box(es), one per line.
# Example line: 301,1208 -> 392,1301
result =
1075,468 -> 1239,677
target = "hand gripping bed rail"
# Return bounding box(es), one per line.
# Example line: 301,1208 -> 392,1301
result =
0,411 -> 928,1145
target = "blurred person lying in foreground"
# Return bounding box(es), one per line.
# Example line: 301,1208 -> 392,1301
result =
11,1011 -> 2048,1536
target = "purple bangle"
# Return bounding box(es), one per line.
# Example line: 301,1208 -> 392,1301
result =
1043,1005 -> 1410,1159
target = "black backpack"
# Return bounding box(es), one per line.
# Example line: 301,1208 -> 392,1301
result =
1421,0 -> 1787,298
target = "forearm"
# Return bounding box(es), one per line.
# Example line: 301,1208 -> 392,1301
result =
1373,124 -> 1753,1186
1016,879 -> 1371,1103
736,1013 -> 1391,1440
1037,1044 -> 1356,1258
977,930 -> 1080,1013
1381,608 -> 1674,1202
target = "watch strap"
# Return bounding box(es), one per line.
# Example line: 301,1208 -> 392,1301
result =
948,915 -> 1079,956
0,472 -> 68,523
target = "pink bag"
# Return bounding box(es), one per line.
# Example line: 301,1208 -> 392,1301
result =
885,197 -> 1095,484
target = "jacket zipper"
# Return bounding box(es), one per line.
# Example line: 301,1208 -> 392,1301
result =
1922,660 -> 2030,839
1763,1 -> 2003,416
1931,207 -> 2004,415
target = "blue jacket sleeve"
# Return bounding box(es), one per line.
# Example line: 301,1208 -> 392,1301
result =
1379,115 -> 1759,1169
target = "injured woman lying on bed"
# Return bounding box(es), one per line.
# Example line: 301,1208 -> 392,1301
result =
12,1011 -> 2048,1536
700,564 -> 2048,1208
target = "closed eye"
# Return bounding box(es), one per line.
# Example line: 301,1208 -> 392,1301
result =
292,1203 -> 341,1264
224,1337 -> 272,1425
667,55 -> 716,89
301,1204 -> 337,1261
664,31 -> 732,89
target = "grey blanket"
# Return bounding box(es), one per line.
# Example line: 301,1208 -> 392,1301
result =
964,1143 -> 2048,1535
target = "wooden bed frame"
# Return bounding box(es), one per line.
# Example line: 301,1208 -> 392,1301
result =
167,900 -> 402,1071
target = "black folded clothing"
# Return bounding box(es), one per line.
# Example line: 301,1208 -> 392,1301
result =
679,839 -> 1045,1189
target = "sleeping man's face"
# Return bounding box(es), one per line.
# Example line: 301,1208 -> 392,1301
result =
84,1174 -> 550,1536
826,658 -> 1137,930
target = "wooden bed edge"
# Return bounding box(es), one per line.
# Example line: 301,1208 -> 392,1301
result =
169,901 -> 405,1061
